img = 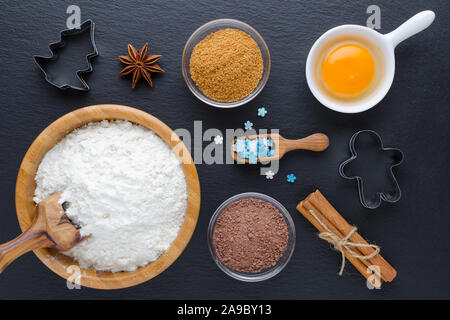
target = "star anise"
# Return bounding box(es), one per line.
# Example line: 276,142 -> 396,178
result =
119,43 -> 164,88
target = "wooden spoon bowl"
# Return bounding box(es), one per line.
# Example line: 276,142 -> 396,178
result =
232,133 -> 329,163
0,192 -> 89,274
14,104 -> 200,289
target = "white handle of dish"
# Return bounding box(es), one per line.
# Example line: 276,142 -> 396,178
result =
385,10 -> 435,48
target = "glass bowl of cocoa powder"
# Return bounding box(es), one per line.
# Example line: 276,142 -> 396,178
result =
208,192 -> 296,282
182,19 -> 271,108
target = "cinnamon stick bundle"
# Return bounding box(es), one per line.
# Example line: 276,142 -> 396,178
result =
297,190 -> 397,286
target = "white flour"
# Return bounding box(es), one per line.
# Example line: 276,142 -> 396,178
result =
33,120 -> 188,272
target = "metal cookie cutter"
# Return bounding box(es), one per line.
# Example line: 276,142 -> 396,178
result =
339,130 -> 404,209
34,20 -> 98,91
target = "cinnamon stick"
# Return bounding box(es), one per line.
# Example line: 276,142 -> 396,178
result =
297,190 -> 397,285
301,200 -> 374,272
296,201 -> 374,283
308,190 -> 397,282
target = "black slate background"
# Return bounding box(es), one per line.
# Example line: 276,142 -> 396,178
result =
0,0 -> 449,300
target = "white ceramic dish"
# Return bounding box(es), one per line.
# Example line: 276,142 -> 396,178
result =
306,10 -> 435,113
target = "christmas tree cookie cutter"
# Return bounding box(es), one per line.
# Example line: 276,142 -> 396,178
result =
34,20 -> 98,91
339,130 -> 404,209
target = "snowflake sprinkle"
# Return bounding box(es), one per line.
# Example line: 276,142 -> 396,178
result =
214,135 -> 223,145
286,173 -> 296,183
257,107 -> 267,117
244,121 -> 254,131
265,170 -> 275,179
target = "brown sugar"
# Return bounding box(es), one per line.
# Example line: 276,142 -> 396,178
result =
213,198 -> 289,273
189,28 -> 264,102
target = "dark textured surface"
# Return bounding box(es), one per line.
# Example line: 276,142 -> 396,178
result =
0,0 -> 449,300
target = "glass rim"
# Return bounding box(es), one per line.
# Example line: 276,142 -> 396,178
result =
182,19 -> 271,108
207,192 -> 296,282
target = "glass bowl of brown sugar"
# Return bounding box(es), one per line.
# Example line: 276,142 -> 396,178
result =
208,192 -> 296,282
182,19 -> 271,108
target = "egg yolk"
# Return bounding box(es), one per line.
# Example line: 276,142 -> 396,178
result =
321,43 -> 375,97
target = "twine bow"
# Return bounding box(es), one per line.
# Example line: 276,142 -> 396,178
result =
308,210 -> 380,276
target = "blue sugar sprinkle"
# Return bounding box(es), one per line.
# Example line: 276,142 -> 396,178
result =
286,173 -> 296,183
248,154 -> 258,164
237,150 -> 247,159
244,121 -> 254,131
258,144 -> 268,158
236,139 -> 246,153
257,107 -> 268,117
248,139 -> 258,153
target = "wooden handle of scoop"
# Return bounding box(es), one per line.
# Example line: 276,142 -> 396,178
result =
285,133 -> 329,152
0,217 -> 53,274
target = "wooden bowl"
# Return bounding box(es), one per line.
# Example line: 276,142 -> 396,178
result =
15,104 -> 201,289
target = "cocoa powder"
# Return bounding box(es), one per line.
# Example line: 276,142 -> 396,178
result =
213,198 -> 289,273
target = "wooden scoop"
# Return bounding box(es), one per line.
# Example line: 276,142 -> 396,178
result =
0,192 -> 86,274
232,133 -> 329,163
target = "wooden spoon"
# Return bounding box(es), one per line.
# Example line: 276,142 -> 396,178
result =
232,133 -> 329,163
0,192 -> 86,274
